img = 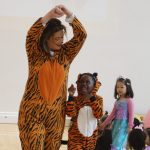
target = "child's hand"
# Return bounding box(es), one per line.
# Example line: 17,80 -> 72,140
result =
99,123 -> 105,130
127,127 -> 132,133
68,84 -> 76,96
56,4 -> 73,18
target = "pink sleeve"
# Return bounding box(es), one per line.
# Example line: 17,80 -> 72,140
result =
128,98 -> 134,129
101,101 -> 116,127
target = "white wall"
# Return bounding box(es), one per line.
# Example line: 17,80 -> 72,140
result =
0,0 -> 150,123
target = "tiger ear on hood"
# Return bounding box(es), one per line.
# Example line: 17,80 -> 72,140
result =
92,80 -> 101,95
76,73 -> 81,83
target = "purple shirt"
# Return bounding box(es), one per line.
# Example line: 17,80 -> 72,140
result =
145,146 -> 150,150
102,98 -> 134,129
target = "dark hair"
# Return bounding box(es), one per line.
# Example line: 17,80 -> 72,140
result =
128,128 -> 146,150
114,76 -> 134,99
133,118 -> 141,129
40,18 -> 66,52
77,72 -> 98,86
95,129 -> 112,150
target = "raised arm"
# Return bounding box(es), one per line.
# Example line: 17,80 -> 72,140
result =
41,5 -> 65,25
66,84 -> 77,117
26,5 -> 64,59
60,6 -> 87,63
66,96 -> 77,117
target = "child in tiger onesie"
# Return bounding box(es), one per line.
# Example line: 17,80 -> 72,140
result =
66,73 -> 103,150
18,5 -> 87,150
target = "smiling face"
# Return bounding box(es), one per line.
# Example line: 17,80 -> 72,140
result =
77,75 -> 95,96
47,30 -> 64,51
116,81 -> 127,98
40,18 -> 66,52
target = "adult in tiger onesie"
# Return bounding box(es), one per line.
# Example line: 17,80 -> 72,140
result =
66,73 -> 103,150
18,4 -> 87,150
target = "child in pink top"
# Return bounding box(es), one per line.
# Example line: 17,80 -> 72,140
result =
100,76 -> 134,150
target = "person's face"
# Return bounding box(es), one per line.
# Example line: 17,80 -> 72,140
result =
77,75 -> 95,96
47,30 -> 64,51
116,81 -> 127,98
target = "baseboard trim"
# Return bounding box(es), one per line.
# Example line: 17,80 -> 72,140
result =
0,112 -> 18,123
0,112 -> 71,126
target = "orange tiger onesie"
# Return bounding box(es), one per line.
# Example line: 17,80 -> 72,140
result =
18,17 -> 87,150
66,73 -> 103,150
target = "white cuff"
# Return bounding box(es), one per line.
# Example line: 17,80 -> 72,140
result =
65,14 -> 75,23
42,22 -> 46,27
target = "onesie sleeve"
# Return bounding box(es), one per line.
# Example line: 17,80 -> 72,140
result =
66,96 -> 77,117
63,17 -> 87,63
26,18 -> 44,61
90,95 -> 103,119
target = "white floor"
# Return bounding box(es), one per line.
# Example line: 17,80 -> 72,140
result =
0,124 -> 68,150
